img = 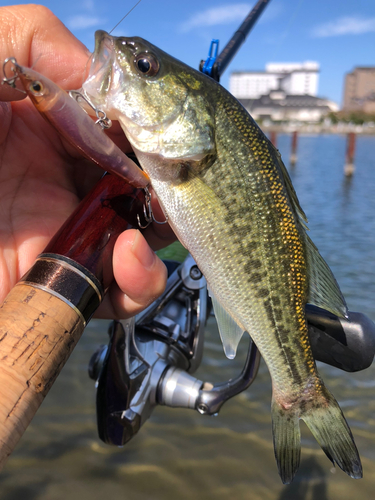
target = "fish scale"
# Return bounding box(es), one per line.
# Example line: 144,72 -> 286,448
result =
82,30 -> 362,484
208,92 -> 311,381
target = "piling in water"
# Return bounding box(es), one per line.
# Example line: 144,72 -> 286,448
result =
344,132 -> 356,176
270,130 -> 277,148
290,131 -> 298,165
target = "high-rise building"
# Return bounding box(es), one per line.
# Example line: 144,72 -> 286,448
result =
342,67 -> 375,113
229,61 -> 319,99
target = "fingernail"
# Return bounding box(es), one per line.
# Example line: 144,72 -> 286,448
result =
131,230 -> 156,270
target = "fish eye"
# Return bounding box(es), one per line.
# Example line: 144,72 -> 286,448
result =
134,52 -> 159,77
29,80 -> 44,95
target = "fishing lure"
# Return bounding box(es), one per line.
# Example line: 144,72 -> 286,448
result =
2,57 -> 149,189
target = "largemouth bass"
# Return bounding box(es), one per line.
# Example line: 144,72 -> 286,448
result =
82,30 -> 362,483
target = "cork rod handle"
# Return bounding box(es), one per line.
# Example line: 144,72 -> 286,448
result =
0,284 -> 85,468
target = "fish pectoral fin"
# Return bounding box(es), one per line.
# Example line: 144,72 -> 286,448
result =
209,289 -> 245,359
305,233 -> 348,318
272,384 -> 362,484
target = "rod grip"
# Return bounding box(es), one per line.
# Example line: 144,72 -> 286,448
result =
0,283 -> 85,468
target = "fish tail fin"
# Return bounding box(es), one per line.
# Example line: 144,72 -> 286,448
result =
271,397 -> 301,484
271,385 -> 362,484
301,385 -> 362,479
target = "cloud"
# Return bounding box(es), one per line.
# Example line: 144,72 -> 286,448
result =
311,16 -> 375,38
180,3 -> 251,32
67,15 -> 103,31
82,0 -> 95,11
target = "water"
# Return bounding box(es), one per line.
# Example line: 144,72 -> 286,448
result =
2,134 -> 375,500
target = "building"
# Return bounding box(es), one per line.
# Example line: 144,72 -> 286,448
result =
229,61 -> 337,123
240,91 -> 338,123
342,67 -> 375,113
230,61 -> 319,99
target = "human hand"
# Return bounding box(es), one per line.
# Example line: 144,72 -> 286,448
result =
0,4 -> 175,318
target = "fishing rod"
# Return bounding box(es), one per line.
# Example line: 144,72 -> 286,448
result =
0,59 -> 155,468
0,170 -> 147,467
199,0 -> 272,81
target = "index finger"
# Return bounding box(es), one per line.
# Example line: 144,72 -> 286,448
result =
0,4 -> 90,101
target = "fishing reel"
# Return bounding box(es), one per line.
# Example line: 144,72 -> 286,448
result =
89,255 -> 375,447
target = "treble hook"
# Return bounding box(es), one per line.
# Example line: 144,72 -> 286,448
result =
2,57 -> 26,93
137,186 -> 169,229
69,90 -> 112,129
137,186 -> 153,229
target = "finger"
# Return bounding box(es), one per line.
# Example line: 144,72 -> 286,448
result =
0,102 -> 11,145
96,229 -> 167,319
0,5 -> 90,101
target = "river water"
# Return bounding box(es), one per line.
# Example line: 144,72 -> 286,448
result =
1,134 -> 375,500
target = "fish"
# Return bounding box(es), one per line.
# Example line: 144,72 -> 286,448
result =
81,30 -> 362,484
13,63 -> 149,188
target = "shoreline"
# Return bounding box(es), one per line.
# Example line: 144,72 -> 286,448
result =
261,123 -> 375,135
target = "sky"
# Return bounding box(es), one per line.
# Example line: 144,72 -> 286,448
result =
3,0 -> 375,106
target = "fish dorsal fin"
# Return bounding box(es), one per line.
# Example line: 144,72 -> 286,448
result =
271,145 -> 308,228
209,288 -> 245,359
270,144 -> 347,317
304,233 -> 348,318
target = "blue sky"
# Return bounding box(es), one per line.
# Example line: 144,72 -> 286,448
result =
3,0 -> 375,106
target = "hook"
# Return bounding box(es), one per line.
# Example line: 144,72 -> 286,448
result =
137,186 -> 168,229
137,186 -> 153,229
2,57 -> 26,93
69,90 -> 112,129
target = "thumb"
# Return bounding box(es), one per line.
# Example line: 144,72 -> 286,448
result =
96,229 -> 168,319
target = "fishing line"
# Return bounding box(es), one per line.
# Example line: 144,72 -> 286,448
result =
109,0 -> 142,34
30,53 -> 43,70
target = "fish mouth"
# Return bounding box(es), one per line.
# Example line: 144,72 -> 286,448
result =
81,30 -> 118,112
92,30 -> 115,72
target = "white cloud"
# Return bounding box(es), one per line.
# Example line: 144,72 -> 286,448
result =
67,15 -> 103,31
180,4 -> 251,33
311,16 -> 375,38
82,0 -> 95,11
